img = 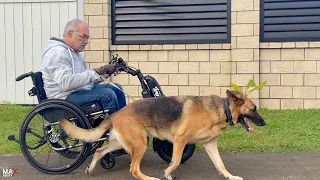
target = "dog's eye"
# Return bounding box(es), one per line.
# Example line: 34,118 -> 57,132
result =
250,106 -> 257,113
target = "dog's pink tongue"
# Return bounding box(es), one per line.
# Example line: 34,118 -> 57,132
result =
244,117 -> 255,135
249,128 -> 255,135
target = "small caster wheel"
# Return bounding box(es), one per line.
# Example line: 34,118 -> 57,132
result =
100,154 -> 115,169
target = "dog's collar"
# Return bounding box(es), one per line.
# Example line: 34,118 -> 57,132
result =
222,98 -> 234,126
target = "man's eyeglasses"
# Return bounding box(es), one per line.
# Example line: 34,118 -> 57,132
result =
73,31 -> 90,40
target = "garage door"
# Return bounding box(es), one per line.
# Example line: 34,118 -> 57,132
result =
0,0 -> 83,104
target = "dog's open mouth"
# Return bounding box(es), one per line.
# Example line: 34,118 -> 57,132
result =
239,117 -> 255,135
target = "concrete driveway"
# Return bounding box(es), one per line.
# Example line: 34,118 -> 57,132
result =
0,152 -> 319,180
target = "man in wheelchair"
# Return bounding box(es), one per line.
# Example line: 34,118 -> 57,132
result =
40,19 -> 126,127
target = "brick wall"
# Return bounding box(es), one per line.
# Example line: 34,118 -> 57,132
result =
83,0 -> 320,109
109,45 -> 231,104
231,0 -> 260,107
259,43 -> 320,109
83,0 -> 111,69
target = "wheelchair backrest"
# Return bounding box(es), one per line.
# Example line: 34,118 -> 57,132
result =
31,71 -> 48,103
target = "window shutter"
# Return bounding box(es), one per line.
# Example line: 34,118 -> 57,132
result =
260,0 -> 320,42
111,0 -> 231,45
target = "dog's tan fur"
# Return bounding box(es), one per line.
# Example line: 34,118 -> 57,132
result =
59,90 -> 264,180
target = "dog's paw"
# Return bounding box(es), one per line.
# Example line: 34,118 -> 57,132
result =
165,175 -> 173,180
227,175 -> 243,180
161,173 -> 173,180
150,178 -> 161,180
85,167 -> 92,175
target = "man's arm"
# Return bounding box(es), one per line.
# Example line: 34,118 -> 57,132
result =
43,48 -> 101,92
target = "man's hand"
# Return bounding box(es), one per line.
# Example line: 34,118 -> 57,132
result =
94,64 -> 117,76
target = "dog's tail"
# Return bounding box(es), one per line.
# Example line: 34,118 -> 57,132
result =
59,119 -> 111,142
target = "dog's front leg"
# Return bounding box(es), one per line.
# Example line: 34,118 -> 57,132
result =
163,137 -> 187,180
203,138 -> 243,180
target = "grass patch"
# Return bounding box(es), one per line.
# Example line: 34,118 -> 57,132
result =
201,108 -> 320,152
1,104 -> 320,154
0,104 -> 32,154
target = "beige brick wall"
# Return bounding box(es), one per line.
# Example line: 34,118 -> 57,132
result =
230,0 -> 260,106
260,45 -> 320,109
83,0 -> 320,109
109,48 -> 231,102
83,0 -> 111,69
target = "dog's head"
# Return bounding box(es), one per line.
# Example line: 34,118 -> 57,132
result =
226,90 -> 266,135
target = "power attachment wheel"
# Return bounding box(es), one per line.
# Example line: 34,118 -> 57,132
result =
100,154 -> 115,169
153,138 -> 195,164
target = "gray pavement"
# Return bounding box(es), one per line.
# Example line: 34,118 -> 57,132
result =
0,152 -> 319,180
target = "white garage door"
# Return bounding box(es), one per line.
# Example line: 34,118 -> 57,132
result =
0,0 -> 83,104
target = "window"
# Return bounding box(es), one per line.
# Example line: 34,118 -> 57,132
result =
260,0 -> 320,42
111,0 -> 231,45
0,0 -> 75,2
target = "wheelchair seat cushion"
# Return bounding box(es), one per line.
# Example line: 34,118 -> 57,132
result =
80,101 -> 104,115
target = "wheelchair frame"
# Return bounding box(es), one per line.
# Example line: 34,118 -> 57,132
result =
8,55 -> 195,174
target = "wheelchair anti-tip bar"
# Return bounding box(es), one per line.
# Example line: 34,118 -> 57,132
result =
8,135 -> 47,150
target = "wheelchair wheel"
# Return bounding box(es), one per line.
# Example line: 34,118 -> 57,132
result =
100,153 -> 115,169
19,100 -> 92,174
51,109 -> 106,159
153,138 -> 195,164
53,137 -> 104,159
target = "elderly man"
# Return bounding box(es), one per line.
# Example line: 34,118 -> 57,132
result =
40,19 -> 126,118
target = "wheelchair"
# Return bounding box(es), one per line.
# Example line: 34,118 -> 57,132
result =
8,54 -> 196,174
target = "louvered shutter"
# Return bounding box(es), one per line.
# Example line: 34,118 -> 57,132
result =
111,0 -> 231,45
260,0 -> 320,42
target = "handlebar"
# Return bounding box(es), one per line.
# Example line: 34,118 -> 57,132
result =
111,55 -> 139,76
123,67 -> 137,76
16,72 -> 33,81
111,55 -> 148,92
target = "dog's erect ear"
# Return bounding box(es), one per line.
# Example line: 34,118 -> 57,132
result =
226,90 -> 244,105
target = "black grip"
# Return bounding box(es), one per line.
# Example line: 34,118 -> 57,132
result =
16,72 -> 33,81
124,67 -> 136,76
113,57 -> 137,75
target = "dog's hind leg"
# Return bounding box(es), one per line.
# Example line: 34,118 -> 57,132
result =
203,138 -> 243,180
129,146 -> 158,180
124,133 -> 159,180
85,139 -> 123,175
163,137 -> 187,180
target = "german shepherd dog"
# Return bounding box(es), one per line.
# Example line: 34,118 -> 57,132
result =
59,90 -> 265,180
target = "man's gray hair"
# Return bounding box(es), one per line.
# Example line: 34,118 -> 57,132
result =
63,19 -> 86,37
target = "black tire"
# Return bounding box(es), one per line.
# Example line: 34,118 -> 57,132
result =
100,154 -> 115,169
153,138 -> 195,164
19,101 -> 92,174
